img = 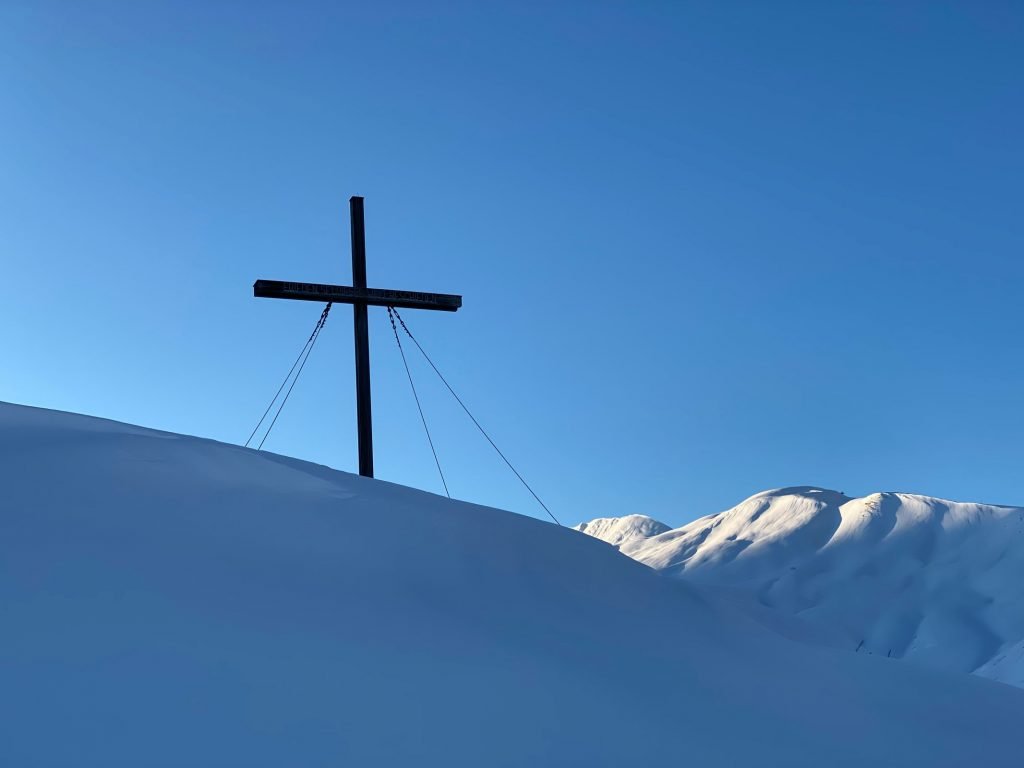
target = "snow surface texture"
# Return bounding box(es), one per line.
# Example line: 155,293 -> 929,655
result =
575,486 -> 1024,688
3,405 -> 1023,766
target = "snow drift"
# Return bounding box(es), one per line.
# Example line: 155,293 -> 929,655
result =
575,486 -> 1024,688
3,404 -> 1023,766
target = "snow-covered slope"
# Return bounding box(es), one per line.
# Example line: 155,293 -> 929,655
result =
3,407 -> 1023,766
573,513 -> 670,549
576,486 -> 1024,686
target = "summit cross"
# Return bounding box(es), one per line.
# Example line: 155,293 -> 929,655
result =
253,196 -> 462,478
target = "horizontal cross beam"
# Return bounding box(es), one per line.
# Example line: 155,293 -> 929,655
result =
254,279 -> 462,312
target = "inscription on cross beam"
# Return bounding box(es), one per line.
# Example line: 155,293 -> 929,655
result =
253,196 -> 462,478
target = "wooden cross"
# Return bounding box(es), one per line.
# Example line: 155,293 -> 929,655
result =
253,196 -> 462,478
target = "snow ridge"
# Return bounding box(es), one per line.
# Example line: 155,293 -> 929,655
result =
572,514 -> 670,549
577,486 -> 1024,685
4,402 -> 1024,765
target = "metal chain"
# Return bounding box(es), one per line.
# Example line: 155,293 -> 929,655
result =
314,302 -> 332,335
387,306 -> 451,498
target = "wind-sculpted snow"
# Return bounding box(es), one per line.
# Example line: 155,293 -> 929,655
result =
3,405 -> 1023,766
577,486 -> 1024,687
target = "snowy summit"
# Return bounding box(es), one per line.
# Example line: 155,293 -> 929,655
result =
3,405 -> 1023,766
576,486 -> 1024,688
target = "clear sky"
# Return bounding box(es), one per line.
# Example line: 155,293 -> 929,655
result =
2,1 -> 1022,527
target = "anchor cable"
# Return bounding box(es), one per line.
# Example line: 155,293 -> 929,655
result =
390,308 -> 562,526
246,302 -> 332,450
387,306 -> 450,498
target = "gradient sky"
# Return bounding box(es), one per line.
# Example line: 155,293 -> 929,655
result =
2,1 -> 1022,527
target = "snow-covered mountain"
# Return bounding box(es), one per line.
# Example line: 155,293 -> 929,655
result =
3,405 -> 1023,766
573,513 -> 670,549
575,486 -> 1024,687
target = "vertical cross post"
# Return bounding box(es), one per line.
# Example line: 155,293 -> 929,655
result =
349,196 -> 374,478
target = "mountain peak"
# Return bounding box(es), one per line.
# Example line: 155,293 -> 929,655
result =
751,485 -> 852,501
575,486 -> 1024,687
572,514 -> 670,550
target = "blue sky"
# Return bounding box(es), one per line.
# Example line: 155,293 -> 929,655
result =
2,1 -> 1022,526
